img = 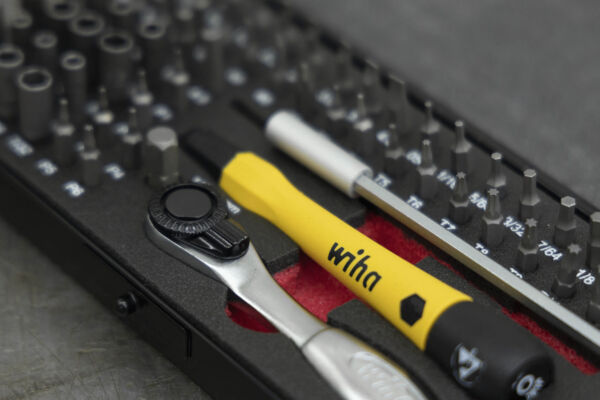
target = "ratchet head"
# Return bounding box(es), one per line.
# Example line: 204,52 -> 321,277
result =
147,182 -> 249,260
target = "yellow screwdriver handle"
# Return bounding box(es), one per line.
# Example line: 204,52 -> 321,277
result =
221,152 -> 472,349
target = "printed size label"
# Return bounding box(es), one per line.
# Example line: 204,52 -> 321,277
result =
62,181 -> 85,198
6,135 -> 33,157
35,159 -> 58,176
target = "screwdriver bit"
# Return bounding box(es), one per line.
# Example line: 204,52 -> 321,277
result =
420,101 -> 440,143
417,139 -> 438,199
551,243 -> 581,299
10,10 -> 33,51
43,0 -> 80,40
98,30 -> 134,102
384,123 -> 406,178
52,98 -> 76,167
17,66 -> 54,142
448,172 -> 470,224
130,70 -> 154,133
325,85 -> 348,141
586,284 -> 600,324
92,87 -> 115,149
482,188 -> 504,248
386,75 -> 410,134
120,107 -> 143,170
519,169 -> 541,220
161,49 -> 191,114
586,212 -> 600,273
0,43 -> 25,120
296,62 -> 317,117
554,196 -> 577,248
138,18 -> 169,84
68,10 -> 106,82
451,120 -> 472,174
516,219 -> 539,273
201,24 -> 225,95
486,152 -> 507,198
334,48 -> 356,103
79,125 -> 102,187
144,126 -> 180,189
60,51 -> 87,127
107,0 -> 137,30
32,30 -> 59,76
361,61 -> 384,116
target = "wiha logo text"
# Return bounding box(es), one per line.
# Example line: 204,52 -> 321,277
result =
327,242 -> 382,292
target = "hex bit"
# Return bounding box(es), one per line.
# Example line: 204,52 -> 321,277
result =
520,169 -> 541,220
52,98 -> 76,167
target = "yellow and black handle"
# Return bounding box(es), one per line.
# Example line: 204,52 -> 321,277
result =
189,134 -> 553,400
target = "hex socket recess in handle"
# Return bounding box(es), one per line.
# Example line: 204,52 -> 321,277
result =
145,182 -> 429,400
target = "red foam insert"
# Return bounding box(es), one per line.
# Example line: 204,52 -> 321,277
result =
225,212 -> 598,374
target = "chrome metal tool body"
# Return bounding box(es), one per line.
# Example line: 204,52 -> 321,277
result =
145,182 -> 428,400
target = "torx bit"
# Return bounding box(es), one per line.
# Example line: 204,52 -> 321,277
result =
586,284 -> 600,324
519,169 -> 541,220
451,120 -> 472,174
554,196 -> 577,248
417,139 -> 437,199
121,107 -> 143,170
586,212 -> 600,273
60,51 -> 87,127
79,125 -> 102,187
92,87 -> 115,149
482,188 -> 504,247
0,43 -> 25,120
486,152 -> 507,198
449,172 -> 470,224
32,30 -> 59,76
516,219 -> 539,273
161,49 -> 190,114
420,101 -> 440,143
52,98 -> 76,167
17,66 -> 54,142
384,123 -> 406,178
387,75 -> 410,134
551,243 -> 581,299
144,126 -> 180,188
98,30 -> 134,102
130,70 -> 154,133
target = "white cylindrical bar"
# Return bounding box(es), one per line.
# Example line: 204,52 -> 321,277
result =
265,110 -> 372,197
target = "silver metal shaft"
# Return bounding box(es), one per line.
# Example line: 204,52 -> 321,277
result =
354,174 -> 600,355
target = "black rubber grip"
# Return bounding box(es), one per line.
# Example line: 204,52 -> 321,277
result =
425,302 -> 553,400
